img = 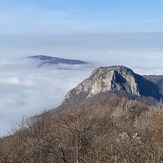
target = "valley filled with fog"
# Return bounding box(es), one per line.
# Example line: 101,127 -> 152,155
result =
1,33 -> 163,135
0,58 -> 92,135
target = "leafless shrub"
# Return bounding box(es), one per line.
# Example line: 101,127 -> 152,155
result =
1,97 -> 163,162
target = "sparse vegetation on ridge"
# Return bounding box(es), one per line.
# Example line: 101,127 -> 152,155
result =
1,97 -> 163,163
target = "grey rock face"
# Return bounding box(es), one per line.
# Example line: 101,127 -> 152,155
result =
65,66 -> 162,102
52,65 -> 163,113
65,66 -> 140,100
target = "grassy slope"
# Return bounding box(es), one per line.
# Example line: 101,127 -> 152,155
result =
1,97 -> 163,163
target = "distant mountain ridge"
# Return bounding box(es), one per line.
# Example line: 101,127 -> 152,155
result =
27,55 -> 89,67
143,75 -> 163,96
55,66 -> 163,112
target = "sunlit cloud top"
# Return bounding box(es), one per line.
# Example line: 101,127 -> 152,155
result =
0,0 -> 163,35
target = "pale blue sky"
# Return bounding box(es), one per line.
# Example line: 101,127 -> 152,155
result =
0,0 -> 163,35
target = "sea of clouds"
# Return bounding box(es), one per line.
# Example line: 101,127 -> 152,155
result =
1,33 -> 163,136
0,58 -> 93,135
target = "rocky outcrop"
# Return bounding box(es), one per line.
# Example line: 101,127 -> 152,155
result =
65,66 -> 140,99
65,66 -> 161,101
55,66 -> 162,112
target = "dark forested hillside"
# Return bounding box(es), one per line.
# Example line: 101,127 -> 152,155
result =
1,97 -> 163,163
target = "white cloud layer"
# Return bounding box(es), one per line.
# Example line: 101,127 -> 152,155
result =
0,59 -> 92,136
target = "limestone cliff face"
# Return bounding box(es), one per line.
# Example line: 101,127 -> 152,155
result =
51,66 -> 163,113
65,66 -> 140,100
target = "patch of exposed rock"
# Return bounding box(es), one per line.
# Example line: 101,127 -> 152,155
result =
65,66 -> 161,101
54,66 -> 162,112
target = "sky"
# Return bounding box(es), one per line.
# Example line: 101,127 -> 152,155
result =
0,0 -> 163,35
0,0 -> 163,136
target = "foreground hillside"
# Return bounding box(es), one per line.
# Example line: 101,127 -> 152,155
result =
1,97 -> 163,163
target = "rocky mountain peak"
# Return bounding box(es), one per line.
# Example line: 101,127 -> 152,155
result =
65,66 -> 140,100
64,66 -> 162,105
90,66 -> 134,77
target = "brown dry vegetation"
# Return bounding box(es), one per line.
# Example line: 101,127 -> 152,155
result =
1,97 -> 163,163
